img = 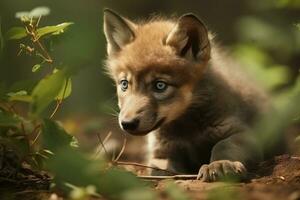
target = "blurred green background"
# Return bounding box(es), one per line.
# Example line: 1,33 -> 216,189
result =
0,0 -> 299,118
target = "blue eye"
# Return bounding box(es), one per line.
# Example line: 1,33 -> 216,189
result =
120,80 -> 128,91
154,81 -> 168,92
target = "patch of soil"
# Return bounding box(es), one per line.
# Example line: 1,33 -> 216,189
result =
2,136 -> 300,200
156,155 -> 300,200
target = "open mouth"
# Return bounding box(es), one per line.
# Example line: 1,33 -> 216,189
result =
126,117 -> 166,136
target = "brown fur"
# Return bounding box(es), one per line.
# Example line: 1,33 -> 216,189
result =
103,9 -> 281,181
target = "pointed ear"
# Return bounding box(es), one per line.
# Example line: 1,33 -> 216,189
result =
165,14 -> 210,62
103,9 -> 136,55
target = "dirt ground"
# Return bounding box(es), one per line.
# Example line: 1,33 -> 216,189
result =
2,116 -> 300,200
2,154 -> 300,200
155,155 -> 300,200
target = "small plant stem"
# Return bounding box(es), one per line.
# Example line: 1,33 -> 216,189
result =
31,124 -> 42,146
49,78 -> 69,119
96,133 -> 109,158
34,39 -> 53,63
113,137 -> 127,162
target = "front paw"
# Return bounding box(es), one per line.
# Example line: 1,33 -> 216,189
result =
197,160 -> 247,182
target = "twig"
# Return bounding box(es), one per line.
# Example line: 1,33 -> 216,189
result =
49,78 -> 69,119
34,39 -> 53,63
22,17 -> 53,64
30,123 -> 42,146
114,161 -> 177,175
96,133 -> 109,158
113,137 -> 127,162
108,131 -> 177,175
138,174 -> 198,180
103,131 -> 112,144
36,15 -> 42,27
31,124 -> 41,136
94,131 -> 112,159
49,100 -> 61,119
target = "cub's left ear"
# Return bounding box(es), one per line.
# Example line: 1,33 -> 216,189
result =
165,14 -> 210,62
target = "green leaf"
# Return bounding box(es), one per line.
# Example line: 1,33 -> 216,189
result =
31,69 -> 66,116
98,168 -> 149,198
9,95 -> 33,103
32,64 -> 42,72
236,17 -> 293,54
42,120 -> 156,199
46,147 -> 104,188
7,90 -> 28,97
37,22 -> 73,38
0,109 -> 20,126
7,90 -> 32,102
48,149 -> 154,199
255,78 -> 300,152
232,45 -> 290,90
42,119 -> 73,152
56,78 -> 72,100
5,27 -> 27,40
68,184 -> 99,200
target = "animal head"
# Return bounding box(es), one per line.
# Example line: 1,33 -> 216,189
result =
103,9 -> 211,135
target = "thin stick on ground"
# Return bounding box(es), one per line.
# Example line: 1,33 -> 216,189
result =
113,137 -> 127,162
95,132 -> 110,159
103,131 -> 113,144
138,174 -> 198,180
31,129 -> 41,146
111,132 -> 177,175
94,131 -> 112,158
99,130 -> 177,176
115,161 -> 177,175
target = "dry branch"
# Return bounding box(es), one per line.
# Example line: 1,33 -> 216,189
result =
115,161 -> 177,175
138,174 -> 198,180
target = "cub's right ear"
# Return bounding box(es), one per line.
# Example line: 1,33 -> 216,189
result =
103,9 -> 136,56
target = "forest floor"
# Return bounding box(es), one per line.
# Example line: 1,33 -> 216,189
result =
1,116 -> 300,200
1,154 -> 300,200
155,155 -> 300,200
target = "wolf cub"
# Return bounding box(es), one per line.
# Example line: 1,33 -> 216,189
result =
103,9 -> 273,181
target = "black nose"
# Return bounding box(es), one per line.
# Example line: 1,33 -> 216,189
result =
121,119 -> 139,131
